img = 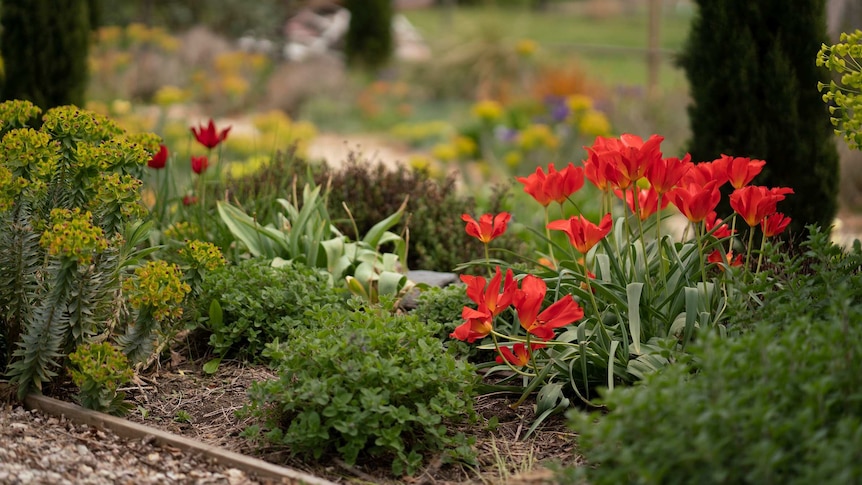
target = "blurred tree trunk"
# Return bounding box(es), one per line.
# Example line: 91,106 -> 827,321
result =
1,0 -> 91,109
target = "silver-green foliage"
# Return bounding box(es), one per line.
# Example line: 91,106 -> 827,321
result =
0,101 -> 157,398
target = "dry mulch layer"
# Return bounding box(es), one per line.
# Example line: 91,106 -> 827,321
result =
1,358 -> 582,484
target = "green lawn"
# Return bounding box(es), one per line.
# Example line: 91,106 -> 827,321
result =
403,5 -> 694,88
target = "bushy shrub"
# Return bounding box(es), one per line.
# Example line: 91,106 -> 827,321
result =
243,302 -> 478,476
565,229 -> 862,485
197,258 -> 346,362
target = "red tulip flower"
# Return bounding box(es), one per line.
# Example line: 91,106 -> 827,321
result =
547,213 -> 613,254
461,267 -> 516,318
708,250 -> 743,267
495,342 -> 546,367
683,157 -> 730,188
517,162 -> 585,206
583,142 -> 619,192
462,212 -> 511,244
191,118 -> 231,149
615,186 -> 667,221
645,153 -> 692,195
191,155 -> 209,174
147,144 -> 168,169
514,275 -> 584,340
729,185 -> 792,227
667,180 -> 721,223
761,212 -> 791,237
451,267 -> 517,343
584,134 -> 664,190
705,211 -> 734,239
724,155 -> 766,189
451,310 -> 493,343
182,194 -> 198,206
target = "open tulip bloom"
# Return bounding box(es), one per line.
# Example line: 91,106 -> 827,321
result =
452,132 -> 796,414
191,118 -> 231,149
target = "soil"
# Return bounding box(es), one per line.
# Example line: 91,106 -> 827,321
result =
118,359 -> 580,484
1,355 -> 581,485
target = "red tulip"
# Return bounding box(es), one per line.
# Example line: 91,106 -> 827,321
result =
182,194 -> 198,206
462,212 -> 511,244
495,342 -> 545,367
147,144 -> 168,169
191,118 -> 231,149
645,153 -> 692,195
515,275 -> 584,340
667,181 -> 721,223
585,134 -> 664,190
708,250 -> 743,267
516,162 -> 585,206
729,185 -> 792,227
615,186 -> 667,221
761,212 -> 791,237
547,213 -> 613,254
705,211 -> 734,239
191,155 -> 209,175
451,267 -> 517,343
724,155 -> 766,189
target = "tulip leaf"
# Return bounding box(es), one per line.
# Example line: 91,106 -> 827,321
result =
626,282 -> 644,354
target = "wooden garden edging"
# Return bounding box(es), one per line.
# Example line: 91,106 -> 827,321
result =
24,394 -> 336,485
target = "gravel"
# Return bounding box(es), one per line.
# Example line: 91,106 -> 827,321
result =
0,405 -> 264,485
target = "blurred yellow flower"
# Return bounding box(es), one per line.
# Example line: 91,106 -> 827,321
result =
432,143 -> 458,162
578,110 -> 611,137
111,99 -> 131,116
566,94 -> 594,113
518,124 -> 559,150
471,100 -> 504,122
221,74 -> 249,98
126,23 -> 151,43
228,155 -> 269,179
515,38 -> 538,57
153,85 -> 188,106
97,26 -> 122,45
454,135 -> 477,157
504,150 -> 522,169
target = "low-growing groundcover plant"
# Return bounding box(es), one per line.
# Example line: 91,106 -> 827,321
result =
196,258 -> 347,366
564,228 -> 862,485
242,301 -> 478,476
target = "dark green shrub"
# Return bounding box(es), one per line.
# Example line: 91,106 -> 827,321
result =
1,0 -> 91,109
197,258 -> 347,362
243,301 -> 478,476
679,0 -> 838,236
344,0 -> 393,70
565,229 -> 862,485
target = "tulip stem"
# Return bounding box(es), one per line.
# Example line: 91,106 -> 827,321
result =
544,206 -> 555,267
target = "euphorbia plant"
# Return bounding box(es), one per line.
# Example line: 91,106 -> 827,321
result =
453,132 -> 795,428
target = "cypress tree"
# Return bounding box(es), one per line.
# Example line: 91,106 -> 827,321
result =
1,0 -> 91,109
344,0 -> 394,71
679,0 -> 839,236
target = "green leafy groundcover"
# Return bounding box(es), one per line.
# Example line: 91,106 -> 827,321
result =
242,301 -> 478,476
565,230 -> 862,485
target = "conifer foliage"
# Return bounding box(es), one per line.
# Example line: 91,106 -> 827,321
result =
679,0 -> 839,235
0,0 -> 92,109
